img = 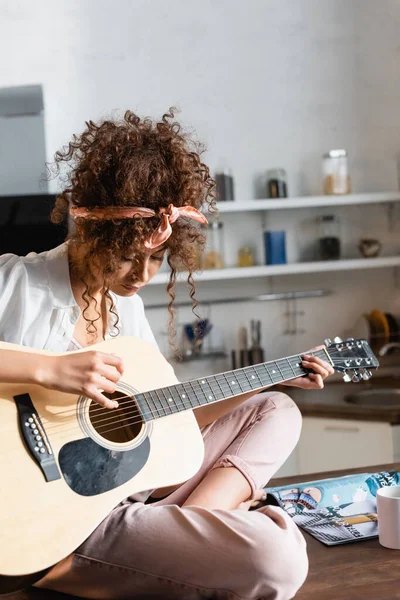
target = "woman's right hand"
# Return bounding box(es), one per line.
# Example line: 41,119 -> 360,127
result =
37,351 -> 124,409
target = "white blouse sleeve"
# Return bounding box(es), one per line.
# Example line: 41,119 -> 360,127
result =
0,254 -> 27,334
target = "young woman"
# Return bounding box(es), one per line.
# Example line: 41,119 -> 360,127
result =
0,109 -> 334,600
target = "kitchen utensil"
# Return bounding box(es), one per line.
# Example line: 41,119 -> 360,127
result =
358,238 -> 382,258
238,326 -> 251,368
368,310 -> 390,351
385,313 -> 400,343
250,319 -> 264,364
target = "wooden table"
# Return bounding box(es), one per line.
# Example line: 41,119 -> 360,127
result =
269,463 -> 400,600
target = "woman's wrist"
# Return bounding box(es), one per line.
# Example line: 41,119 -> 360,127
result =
28,354 -> 54,388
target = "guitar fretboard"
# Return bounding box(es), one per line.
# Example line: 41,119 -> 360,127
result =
135,349 -> 329,421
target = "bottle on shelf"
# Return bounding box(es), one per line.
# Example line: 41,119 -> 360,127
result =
237,247 -> 255,267
215,169 -> 235,201
266,168 -> 288,199
322,149 -> 351,195
317,215 -> 341,260
202,221 -> 225,269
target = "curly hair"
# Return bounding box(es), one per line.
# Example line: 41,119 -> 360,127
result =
50,108 -> 216,347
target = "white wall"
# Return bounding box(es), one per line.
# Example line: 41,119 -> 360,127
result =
0,0 -> 399,377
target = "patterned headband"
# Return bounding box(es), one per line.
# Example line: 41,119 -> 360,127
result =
70,203 -> 208,249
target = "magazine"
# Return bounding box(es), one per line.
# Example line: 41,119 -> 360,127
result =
264,470 -> 400,546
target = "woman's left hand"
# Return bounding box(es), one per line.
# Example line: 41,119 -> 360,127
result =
284,348 -> 335,390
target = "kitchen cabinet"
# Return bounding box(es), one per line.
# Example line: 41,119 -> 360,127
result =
275,416 -> 394,478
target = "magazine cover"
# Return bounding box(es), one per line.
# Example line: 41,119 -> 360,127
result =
264,470 -> 400,546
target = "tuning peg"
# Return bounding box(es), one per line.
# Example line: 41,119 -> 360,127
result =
342,373 -> 352,383
351,371 -> 362,383
324,338 -> 332,347
333,336 -> 343,343
361,370 -> 373,381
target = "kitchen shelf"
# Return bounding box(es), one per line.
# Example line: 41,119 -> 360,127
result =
149,256 -> 400,285
211,192 -> 400,213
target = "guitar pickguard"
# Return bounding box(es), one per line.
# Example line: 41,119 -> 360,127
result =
58,436 -> 150,496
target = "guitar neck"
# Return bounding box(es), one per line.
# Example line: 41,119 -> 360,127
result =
135,348 -> 329,421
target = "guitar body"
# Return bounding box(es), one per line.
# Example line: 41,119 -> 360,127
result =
0,337 -> 204,577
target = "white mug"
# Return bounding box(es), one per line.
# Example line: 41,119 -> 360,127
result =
377,485 -> 400,549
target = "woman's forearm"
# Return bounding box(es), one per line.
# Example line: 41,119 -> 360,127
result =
0,349 -> 46,385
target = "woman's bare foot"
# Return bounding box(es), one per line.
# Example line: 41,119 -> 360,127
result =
237,489 -> 267,511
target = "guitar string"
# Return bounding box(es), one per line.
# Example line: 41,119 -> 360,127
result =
37,357 -> 371,438
40,354 -> 329,429
15,345 -> 374,440
43,355 -> 372,441
40,349 -> 331,422
39,365 -> 316,436
38,353 -> 372,434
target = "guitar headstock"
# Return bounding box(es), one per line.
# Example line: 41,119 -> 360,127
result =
324,337 -> 379,383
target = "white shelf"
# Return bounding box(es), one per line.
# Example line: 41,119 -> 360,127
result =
149,256 -> 400,285
212,192 -> 400,213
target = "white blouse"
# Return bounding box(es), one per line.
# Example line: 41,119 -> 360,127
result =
0,243 -> 159,351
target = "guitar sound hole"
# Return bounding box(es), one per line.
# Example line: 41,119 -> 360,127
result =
88,391 -> 143,443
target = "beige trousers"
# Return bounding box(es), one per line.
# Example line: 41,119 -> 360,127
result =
40,392 -> 308,600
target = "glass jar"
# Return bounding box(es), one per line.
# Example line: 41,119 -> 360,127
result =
203,222 -> 225,269
317,215 -> 341,260
237,247 -> 255,267
266,168 -> 288,199
322,149 -> 351,195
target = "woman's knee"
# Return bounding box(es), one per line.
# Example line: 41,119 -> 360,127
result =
259,391 -> 303,443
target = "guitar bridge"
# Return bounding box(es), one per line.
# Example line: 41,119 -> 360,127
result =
14,393 -> 61,482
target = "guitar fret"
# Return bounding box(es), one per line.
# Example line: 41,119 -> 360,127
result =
190,380 -> 210,405
198,379 -> 217,404
143,392 -> 157,420
255,364 -> 273,386
243,367 -> 263,388
285,357 -> 297,380
241,369 -> 256,391
148,391 -> 162,418
144,346 -> 340,421
214,374 -> 232,392
223,371 -> 241,396
186,381 -> 202,407
175,384 -> 192,410
135,393 -> 153,421
233,370 -> 245,393
262,362 -> 280,384
207,377 -> 225,401
170,385 -> 184,410
235,371 -> 253,392
212,376 -> 227,400
158,387 -> 175,415
182,383 -> 196,408
153,388 -> 168,417
164,387 -> 181,414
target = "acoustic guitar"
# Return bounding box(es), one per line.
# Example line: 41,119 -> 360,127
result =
0,335 -> 378,583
